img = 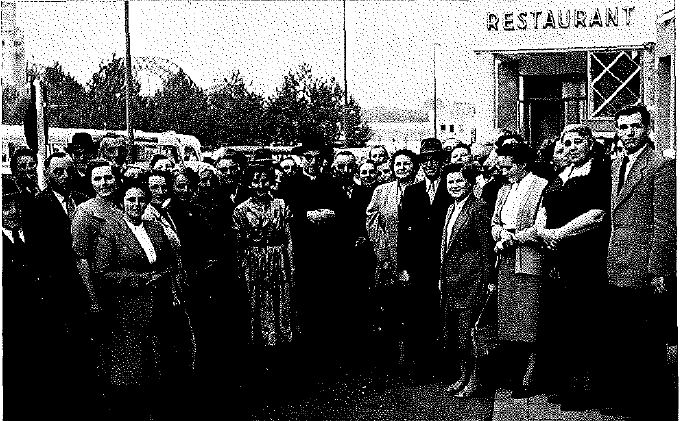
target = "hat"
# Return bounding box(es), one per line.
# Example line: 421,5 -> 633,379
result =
252,148 -> 274,165
290,145 -> 306,157
67,132 -> 96,153
419,137 -> 443,156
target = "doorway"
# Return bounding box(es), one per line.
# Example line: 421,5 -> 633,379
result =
520,75 -> 585,148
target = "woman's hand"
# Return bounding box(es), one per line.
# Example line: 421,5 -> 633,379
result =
495,230 -> 515,252
146,269 -> 171,287
540,228 -> 561,250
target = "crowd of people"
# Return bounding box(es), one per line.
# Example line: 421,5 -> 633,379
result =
2,104 -> 677,420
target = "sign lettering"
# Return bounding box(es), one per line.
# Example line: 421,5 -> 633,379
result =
487,6 -> 635,31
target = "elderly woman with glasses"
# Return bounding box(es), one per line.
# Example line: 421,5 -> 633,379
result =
536,124 -> 611,409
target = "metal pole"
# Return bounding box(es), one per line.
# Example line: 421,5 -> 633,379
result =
343,0 -> 348,145
124,1 -> 134,141
344,0 -> 348,107
34,77 -> 47,190
433,43 -> 437,140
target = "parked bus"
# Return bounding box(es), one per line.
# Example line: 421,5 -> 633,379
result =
1,125 -> 202,173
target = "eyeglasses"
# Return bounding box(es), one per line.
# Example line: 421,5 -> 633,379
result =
617,123 -> 644,130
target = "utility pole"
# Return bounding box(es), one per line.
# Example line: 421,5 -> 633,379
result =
124,0 -> 134,141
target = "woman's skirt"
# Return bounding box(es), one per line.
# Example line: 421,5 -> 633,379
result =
497,254 -> 543,343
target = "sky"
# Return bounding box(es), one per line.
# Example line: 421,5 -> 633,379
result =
15,0 -> 482,111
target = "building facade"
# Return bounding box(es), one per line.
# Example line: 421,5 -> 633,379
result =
471,0 -> 675,151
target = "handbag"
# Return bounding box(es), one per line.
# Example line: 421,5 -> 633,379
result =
471,290 -> 498,359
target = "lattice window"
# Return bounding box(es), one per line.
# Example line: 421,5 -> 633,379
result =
588,50 -> 642,119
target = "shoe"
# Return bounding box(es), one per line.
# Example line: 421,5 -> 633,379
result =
446,376 -> 467,394
446,361 -> 469,394
546,393 -> 561,404
599,406 -> 633,417
454,381 -> 480,398
510,386 -> 540,399
560,395 -> 594,411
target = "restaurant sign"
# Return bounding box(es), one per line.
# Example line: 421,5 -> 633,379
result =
487,6 -> 635,31
472,1 -> 655,52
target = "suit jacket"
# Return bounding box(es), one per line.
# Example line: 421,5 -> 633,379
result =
337,183 -> 374,243
366,180 -> 402,282
440,196 -> 494,309
398,176 -> 451,281
608,144 -> 676,289
491,172 -> 548,276
24,188 -> 89,322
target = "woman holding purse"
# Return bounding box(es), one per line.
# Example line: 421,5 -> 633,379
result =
95,178 -> 192,420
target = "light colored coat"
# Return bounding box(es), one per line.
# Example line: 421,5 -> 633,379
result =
608,144 -> 676,289
491,172 -> 548,276
366,180 -> 403,285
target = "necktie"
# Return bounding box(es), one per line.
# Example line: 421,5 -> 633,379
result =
427,181 -> 436,204
617,155 -> 629,193
12,228 -> 23,245
65,196 -> 76,220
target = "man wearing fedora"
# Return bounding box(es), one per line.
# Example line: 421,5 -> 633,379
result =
66,132 -> 97,198
398,137 -> 451,383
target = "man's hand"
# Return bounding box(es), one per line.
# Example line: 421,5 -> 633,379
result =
651,276 -> 666,294
307,209 -> 336,224
398,270 -> 410,285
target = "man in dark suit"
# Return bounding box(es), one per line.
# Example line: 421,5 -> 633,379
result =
294,143 -> 349,381
331,150 -> 375,372
398,137 -> 452,382
2,175 -> 66,419
603,104 -> 676,419
25,152 -> 89,334
22,151 -> 101,419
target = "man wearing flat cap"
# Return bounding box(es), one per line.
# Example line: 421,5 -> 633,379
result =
398,137 -> 452,382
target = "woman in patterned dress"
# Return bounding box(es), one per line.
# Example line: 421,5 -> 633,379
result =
233,163 -> 296,350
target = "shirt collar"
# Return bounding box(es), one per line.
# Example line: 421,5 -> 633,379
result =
626,144 -> 647,166
2,227 -> 22,243
455,193 -> 470,208
425,176 -> 439,189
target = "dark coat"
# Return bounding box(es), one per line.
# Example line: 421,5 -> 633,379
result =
24,188 -> 89,324
398,176 -> 451,285
336,183 -> 374,244
439,196 -> 494,310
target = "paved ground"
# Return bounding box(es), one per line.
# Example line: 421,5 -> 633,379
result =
245,374 -> 635,421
